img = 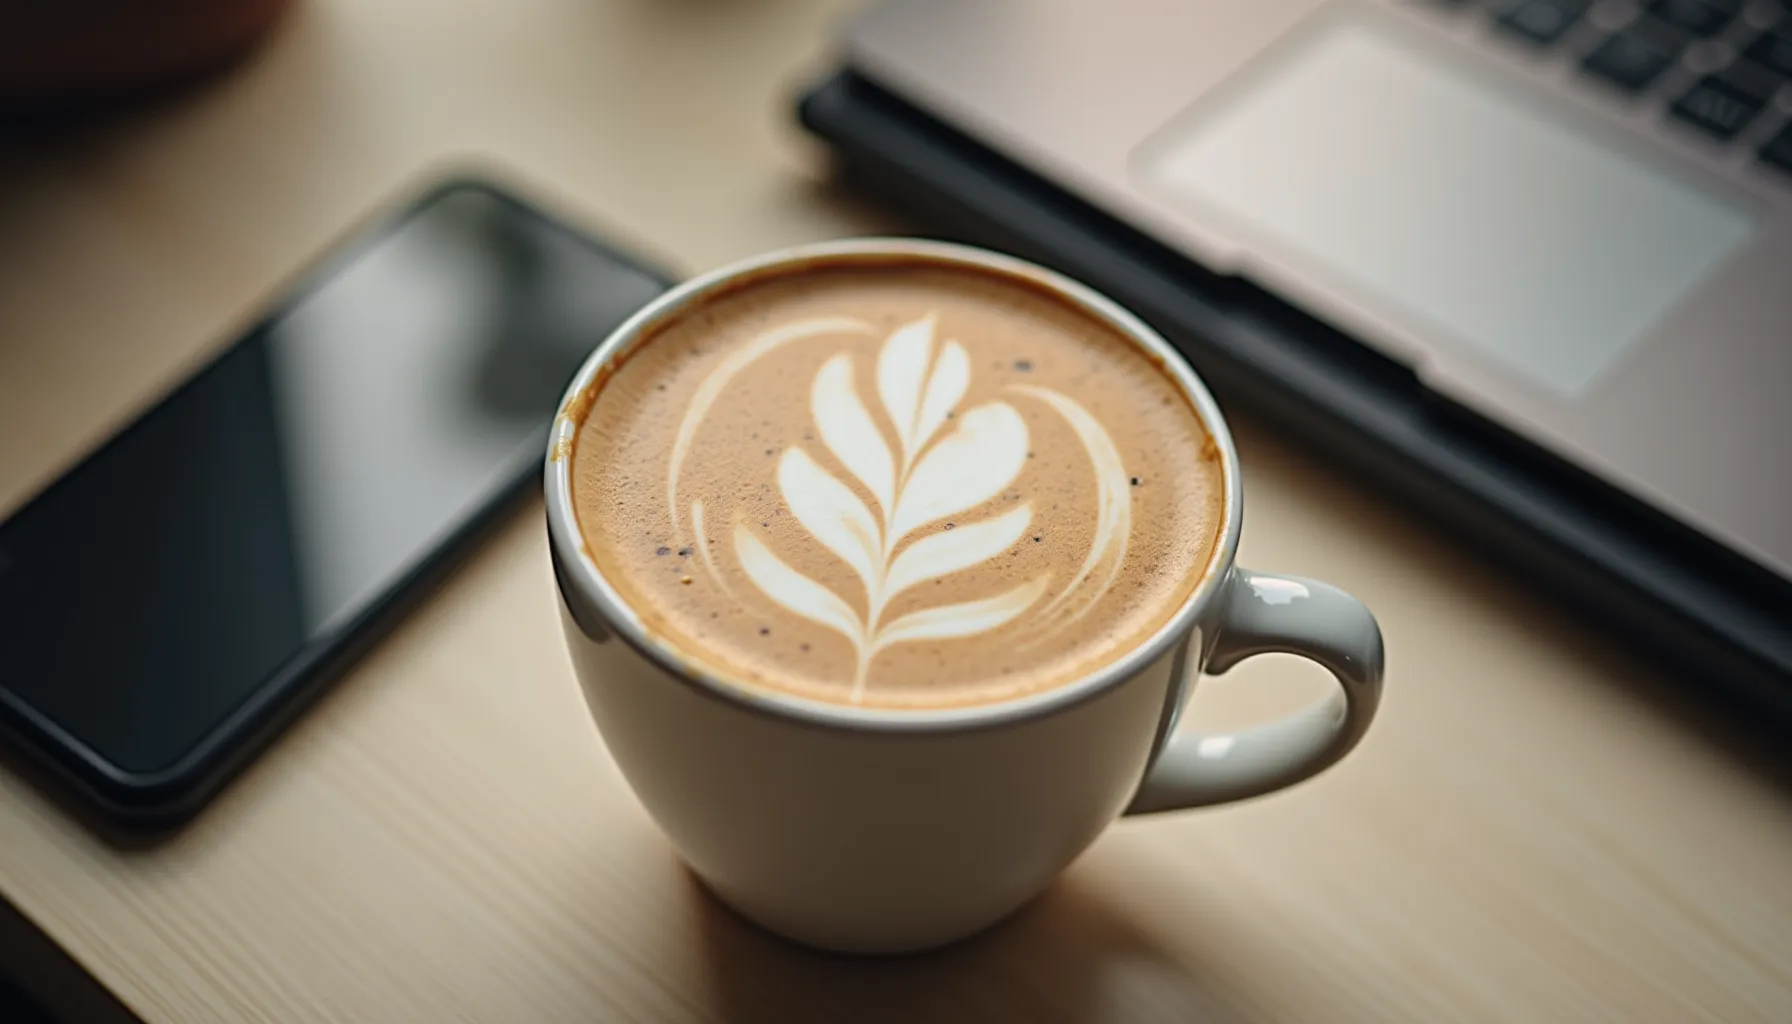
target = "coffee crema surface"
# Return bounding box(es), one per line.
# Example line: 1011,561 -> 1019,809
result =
571,262 -> 1224,708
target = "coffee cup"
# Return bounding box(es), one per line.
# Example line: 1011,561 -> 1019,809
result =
545,239 -> 1383,953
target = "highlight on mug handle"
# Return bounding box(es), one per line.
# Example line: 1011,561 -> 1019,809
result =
1126,569 -> 1384,815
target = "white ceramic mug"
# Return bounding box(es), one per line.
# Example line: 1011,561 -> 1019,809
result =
545,240 -> 1384,954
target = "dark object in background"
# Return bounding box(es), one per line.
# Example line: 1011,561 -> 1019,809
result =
0,0 -> 291,111
797,70 -> 1792,723
0,178 -> 674,830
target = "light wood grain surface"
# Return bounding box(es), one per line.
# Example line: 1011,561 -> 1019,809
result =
2,1 -> 1790,1021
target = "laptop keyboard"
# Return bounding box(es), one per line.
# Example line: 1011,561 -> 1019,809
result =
1419,0 -> 1792,178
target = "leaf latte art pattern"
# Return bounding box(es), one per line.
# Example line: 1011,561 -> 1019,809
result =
673,314 -> 1132,702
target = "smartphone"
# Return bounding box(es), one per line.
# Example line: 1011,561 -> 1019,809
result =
0,178 -> 674,828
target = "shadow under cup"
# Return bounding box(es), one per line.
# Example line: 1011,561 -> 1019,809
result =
544,239 -> 1381,954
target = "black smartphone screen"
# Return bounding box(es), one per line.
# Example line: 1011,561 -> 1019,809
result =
0,182 -> 670,815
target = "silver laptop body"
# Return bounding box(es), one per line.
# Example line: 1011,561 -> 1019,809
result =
843,0 -> 1792,583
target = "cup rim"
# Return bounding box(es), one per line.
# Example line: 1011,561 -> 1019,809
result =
545,238 -> 1243,733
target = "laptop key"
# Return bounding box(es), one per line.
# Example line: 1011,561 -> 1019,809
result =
1742,29 -> 1792,80
1670,73 -> 1769,138
1582,25 -> 1684,90
1646,0 -> 1740,36
1497,0 -> 1590,44
1761,124 -> 1792,175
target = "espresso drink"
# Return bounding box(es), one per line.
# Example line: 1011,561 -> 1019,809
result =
571,260 -> 1224,708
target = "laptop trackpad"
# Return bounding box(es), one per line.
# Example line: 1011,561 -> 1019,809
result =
1134,10 -> 1758,398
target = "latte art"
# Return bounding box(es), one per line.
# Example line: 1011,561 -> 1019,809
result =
669,315 -> 1130,699
573,263 -> 1223,708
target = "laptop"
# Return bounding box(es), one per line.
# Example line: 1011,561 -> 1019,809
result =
838,0 -> 1792,610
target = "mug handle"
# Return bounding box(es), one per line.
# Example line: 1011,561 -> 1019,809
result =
1126,569 -> 1384,815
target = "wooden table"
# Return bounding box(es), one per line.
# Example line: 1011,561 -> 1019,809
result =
2,1 -> 1789,1020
